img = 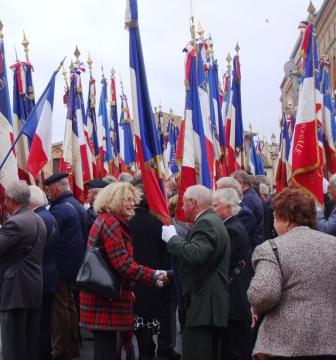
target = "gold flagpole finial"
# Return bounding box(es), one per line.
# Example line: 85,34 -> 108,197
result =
87,52 -> 93,79
197,21 -> 204,38
69,60 -> 75,72
22,30 -> 30,62
235,42 -> 240,54
0,21 -> 4,40
120,76 -> 124,93
249,122 -> 253,134
111,67 -> 116,79
62,65 -> 69,89
226,52 -> 232,68
74,46 -> 81,64
308,1 -> 316,21
188,0 -> 196,44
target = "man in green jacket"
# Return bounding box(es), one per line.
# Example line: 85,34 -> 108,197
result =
162,185 -> 230,360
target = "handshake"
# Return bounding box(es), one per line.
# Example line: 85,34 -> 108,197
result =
155,270 -> 172,288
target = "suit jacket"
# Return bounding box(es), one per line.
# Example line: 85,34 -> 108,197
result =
248,227 -> 336,357
316,206 -> 336,236
34,206 -> 59,294
167,208 -> 230,328
0,207 -> 47,311
224,215 -> 250,321
241,188 -> 264,248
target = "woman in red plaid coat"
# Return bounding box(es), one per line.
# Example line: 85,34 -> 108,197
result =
80,182 -> 167,360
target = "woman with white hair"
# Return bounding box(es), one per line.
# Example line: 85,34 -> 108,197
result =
79,182 -> 168,360
29,185 -> 59,360
213,188 -> 252,360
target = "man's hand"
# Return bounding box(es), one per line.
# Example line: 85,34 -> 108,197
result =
162,225 -> 177,243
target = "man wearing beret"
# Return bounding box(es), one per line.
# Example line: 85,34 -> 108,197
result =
44,172 -> 88,360
86,179 -> 108,235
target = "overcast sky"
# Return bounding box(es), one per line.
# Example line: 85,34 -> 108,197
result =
2,0 -> 324,143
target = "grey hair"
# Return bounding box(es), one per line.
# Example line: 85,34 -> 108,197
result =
259,183 -> 270,196
29,185 -> 48,206
118,172 -> 133,183
102,175 -> 117,184
216,177 -> 243,200
5,180 -> 31,205
53,177 -> 70,191
232,170 -> 251,186
184,185 -> 212,206
329,174 -> 336,187
213,188 -> 241,216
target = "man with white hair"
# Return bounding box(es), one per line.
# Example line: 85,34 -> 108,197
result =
216,177 -> 257,247
259,183 -> 275,240
0,181 -> 47,360
213,188 -> 251,360
162,185 -> 230,360
316,174 -> 336,236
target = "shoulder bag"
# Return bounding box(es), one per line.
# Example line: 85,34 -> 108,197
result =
75,217 -> 121,300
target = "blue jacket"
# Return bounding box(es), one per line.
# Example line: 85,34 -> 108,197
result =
241,188 -> 264,249
316,207 -> 336,236
35,206 -> 59,294
238,205 -> 257,246
49,192 -> 86,280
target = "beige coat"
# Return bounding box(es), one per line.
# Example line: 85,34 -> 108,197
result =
248,226 -> 336,358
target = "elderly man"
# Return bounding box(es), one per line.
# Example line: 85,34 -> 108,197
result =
216,177 -> 257,245
316,174 -> 336,236
232,170 -> 264,248
213,188 -> 251,360
162,185 -> 230,360
0,181 -> 47,360
44,172 -> 87,360
86,179 -> 108,233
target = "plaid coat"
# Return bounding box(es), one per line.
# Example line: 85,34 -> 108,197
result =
79,213 -> 157,331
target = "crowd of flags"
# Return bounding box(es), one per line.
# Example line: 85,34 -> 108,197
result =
1,2 -> 336,220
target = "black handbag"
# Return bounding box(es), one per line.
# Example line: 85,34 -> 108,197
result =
75,217 -> 121,300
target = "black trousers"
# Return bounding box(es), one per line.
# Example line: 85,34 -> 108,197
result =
271,357 -> 336,360
1,308 -> 41,360
92,330 -> 122,360
221,319 -> 251,360
39,293 -> 55,360
182,325 -> 224,360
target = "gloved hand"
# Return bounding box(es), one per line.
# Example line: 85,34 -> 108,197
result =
162,225 -> 177,243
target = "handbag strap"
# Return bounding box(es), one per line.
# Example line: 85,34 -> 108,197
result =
91,215 -> 112,248
268,239 -> 282,275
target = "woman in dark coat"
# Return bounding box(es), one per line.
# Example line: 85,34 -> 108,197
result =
79,182 -> 168,360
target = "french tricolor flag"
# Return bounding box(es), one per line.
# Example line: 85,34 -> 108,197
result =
22,71 -> 57,180
126,0 -> 170,223
290,21 -> 324,206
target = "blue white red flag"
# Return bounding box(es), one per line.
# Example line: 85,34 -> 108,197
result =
85,78 -> 100,178
62,70 -> 85,203
125,0 -> 169,223
249,136 -> 265,175
176,43 -> 213,220
290,22 -> 324,206
319,59 -> 336,175
110,72 -> 121,177
208,60 -> 226,178
276,115 -> 291,192
21,71 -> 56,179
0,32 -> 18,188
11,60 -> 35,184
167,119 -> 179,177
119,91 -> 136,171
98,75 -> 113,176
225,54 -> 244,174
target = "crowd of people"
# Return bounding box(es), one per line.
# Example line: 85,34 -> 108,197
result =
0,169 -> 335,360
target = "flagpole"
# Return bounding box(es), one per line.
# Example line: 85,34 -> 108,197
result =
0,57 -> 66,173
